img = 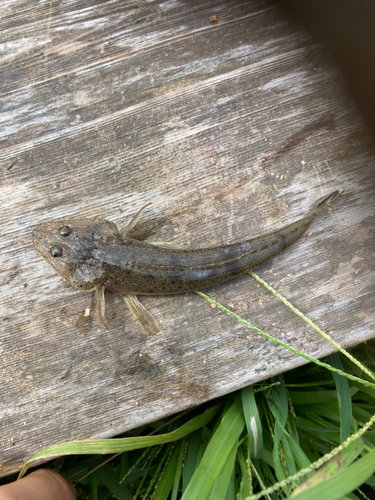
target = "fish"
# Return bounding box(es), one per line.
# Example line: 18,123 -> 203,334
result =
33,190 -> 342,335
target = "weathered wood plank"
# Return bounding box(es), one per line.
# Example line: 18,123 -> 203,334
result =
1,0 -> 374,476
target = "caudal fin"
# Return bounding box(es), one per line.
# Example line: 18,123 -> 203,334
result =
314,189 -> 343,212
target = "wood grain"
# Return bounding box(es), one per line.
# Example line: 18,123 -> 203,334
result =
1,0 -> 374,476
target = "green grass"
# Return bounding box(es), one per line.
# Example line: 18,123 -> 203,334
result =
2,273 -> 375,499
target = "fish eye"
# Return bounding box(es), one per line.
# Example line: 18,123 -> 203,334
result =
50,246 -> 63,257
58,226 -> 72,237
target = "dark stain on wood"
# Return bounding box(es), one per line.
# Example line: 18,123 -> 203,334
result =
261,112 -> 336,165
75,310 -> 92,335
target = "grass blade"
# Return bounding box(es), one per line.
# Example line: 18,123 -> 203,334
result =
171,438 -> 186,500
267,382 -> 288,445
181,397 -> 245,500
242,386 -> 263,459
95,463 -> 132,500
19,404 -> 220,478
237,445 -> 251,498
291,442 -> 372,500
153,443 -> 180,500
329,353 -> 352,442
207,442 -> 237,500
292,438 -> 364,496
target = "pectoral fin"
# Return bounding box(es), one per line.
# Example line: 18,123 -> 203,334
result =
95,285 -> 109,330
122,293 -> 162,336
123,203 -> 153,236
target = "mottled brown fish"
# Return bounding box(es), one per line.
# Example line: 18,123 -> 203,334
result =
33,190 -> 342,335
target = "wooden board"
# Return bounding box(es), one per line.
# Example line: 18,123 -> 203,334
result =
1,0 -> 374,476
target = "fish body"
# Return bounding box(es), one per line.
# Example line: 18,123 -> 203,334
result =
33,190 -> 341,334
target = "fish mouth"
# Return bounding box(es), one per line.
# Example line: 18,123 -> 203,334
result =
32,225 -> 42,250
32,223 -> 55,257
